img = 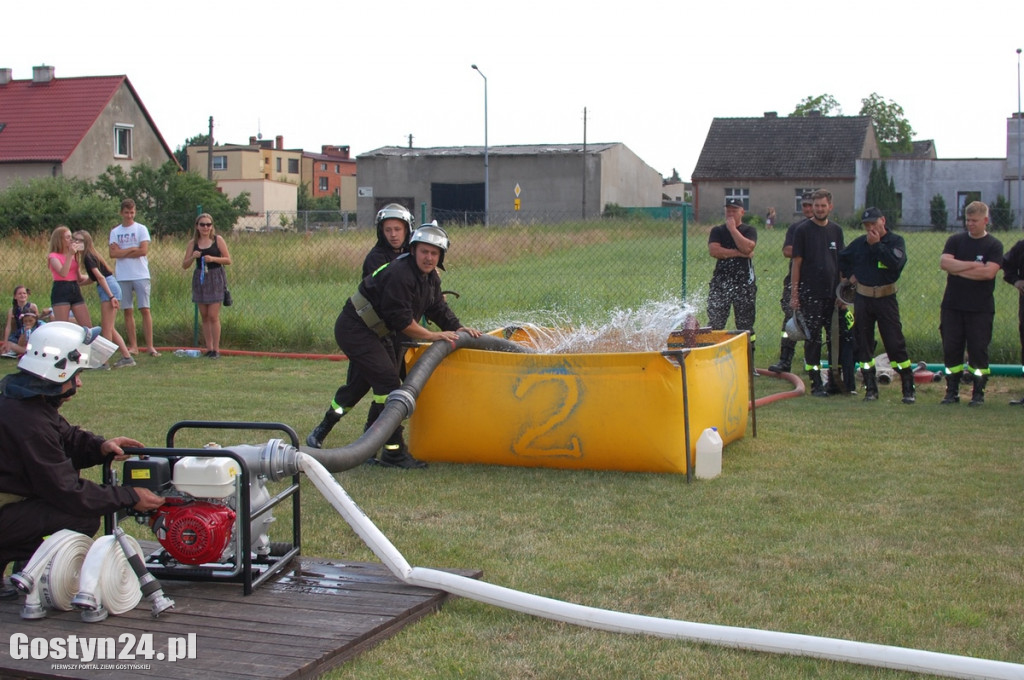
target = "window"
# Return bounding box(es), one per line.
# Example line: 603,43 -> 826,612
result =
319,177 -> 329,192
288,158 -> 299,174
794,187 -> 816,213
725,188 -> 749,210
114,124 -> 133,158
276,157 -> 282,173
320,163 -> 327,171
334,164 -> 340,173
956,191 -> 981,220
212,155 -> 227,171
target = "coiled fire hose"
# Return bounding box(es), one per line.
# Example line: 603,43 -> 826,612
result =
12,528 -> 171,621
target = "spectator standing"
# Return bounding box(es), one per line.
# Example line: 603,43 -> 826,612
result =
839,208 -> 912,403
939,201 -> 1003,406
789,189 -> 845,397
769,193 -> 814,373
181,213 -> 231,359
706,197 -> 757,360
1001,235 -> 1024,405
109,199 -> 159,357
765,206 -> 776,230
47,226 -> 92,326
74,230 -> 136,369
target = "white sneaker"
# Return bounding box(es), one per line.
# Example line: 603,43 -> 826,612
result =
112,356 -> 137,369
1,351 -> 17,359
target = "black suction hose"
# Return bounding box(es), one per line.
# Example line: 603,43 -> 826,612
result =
302,332 -> 533,473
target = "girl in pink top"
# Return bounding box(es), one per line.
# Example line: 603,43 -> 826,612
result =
47,225 -> 92,325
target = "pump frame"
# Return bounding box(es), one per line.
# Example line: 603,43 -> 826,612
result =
103,421 -> 302,595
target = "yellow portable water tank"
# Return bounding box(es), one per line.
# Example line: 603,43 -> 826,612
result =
406,329 -> 750,475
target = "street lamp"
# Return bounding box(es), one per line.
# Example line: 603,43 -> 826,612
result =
471,64 -> 489,226
1017,48 -> 1022,229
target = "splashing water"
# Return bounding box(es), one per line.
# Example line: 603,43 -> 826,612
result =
491,299 -> 700,354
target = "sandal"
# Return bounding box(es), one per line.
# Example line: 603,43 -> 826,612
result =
147,349 -> 161,357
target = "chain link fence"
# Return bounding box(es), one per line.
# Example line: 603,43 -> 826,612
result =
3,211 -> 1023,364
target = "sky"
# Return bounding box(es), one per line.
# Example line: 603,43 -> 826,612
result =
6,1 -> 1024,182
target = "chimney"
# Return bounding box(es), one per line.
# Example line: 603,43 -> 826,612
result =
249,136 -> 257,145
275,135 -> 283,150
763,111 -> 778,119
32,64 -> 55,84
0,68 -> 11,86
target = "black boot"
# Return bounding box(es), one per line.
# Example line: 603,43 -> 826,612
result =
1,560 -> 26,599
377,426 -> 427,469
306,408 -> 343,448
898,367 -> 916,404
968,375 -> 988,407
862,367 -> 879,401
940,374 -> 960,405
809,369 -> 828,397
769,341 -> 796,373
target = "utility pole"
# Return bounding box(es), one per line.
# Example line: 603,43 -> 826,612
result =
582,107 -> 587,220
206,116 -> 214,180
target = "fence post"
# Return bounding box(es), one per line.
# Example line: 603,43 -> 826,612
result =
681,206 -> 688,302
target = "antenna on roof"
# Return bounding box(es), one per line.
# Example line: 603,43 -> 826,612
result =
257,118 -> 262,141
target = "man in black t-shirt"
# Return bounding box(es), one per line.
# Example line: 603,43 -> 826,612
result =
707,197 -> 758,359
789,189 -> 845,396
939,201 -> 1003,406
768,193 -> 814,374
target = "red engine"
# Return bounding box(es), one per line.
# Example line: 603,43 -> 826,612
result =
150,500 -> 236,565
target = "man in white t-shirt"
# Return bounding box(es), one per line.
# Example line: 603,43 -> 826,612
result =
108,199 -> 159,356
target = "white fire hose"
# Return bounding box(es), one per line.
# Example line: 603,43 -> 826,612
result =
13,529 -> 148,621
297,452 -> 1024,680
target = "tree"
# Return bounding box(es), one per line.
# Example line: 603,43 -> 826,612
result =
0,176 -> 118,237
297,182 -> 342,212
94,161 -> 249,236
864,160 -> 900,226
859,93 -> 914,156
929,194 -> 948,231
990,195 -> 1014,231
789,94 -> 843,117
174,133 -> 211,171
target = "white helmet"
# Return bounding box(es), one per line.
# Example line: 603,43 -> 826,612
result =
784,311 -> 811,342
18,322 -> 118,383
410,222 -> 450,269
375,203 -> 414,231
836,280 -> 857,306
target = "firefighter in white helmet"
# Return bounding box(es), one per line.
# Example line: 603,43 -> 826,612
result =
307,223 -> 482,467
0,322 -> 165,596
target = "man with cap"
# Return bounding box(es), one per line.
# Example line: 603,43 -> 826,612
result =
0,322 -> 165,597
769,192 -> 815,373
707,197 -> 758,360
839,207 -> 912,402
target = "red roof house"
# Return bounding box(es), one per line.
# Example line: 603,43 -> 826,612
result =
0,65 -> 176,190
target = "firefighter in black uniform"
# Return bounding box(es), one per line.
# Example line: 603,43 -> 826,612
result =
838,207 -> 912,403
768,193 -> 814,374
307,223 -> 481,468
1001,235 -> 1024,405
707,197 -> 758,359
939,201 -> 1003,406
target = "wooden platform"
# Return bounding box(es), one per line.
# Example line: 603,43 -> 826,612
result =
0,556 -> 481,679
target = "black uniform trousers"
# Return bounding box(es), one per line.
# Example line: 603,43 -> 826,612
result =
708,279 -> 756,335
798,296 -> 834,369
940,308 -> 994,371
853,294 -> 909,365
0,498 -> 101,563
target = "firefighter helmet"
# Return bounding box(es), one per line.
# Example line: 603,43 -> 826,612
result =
18,322 -> 118,383
375,203 -> 414,231
836,280 -> 857,306
784,311 -> 811,342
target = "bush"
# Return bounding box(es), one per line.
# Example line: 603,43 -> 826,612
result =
929,194 -> 948,231
990,195 -> 1014,231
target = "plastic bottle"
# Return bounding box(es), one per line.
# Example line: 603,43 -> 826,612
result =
694,426 -> 723,479
173,349 -> 202,358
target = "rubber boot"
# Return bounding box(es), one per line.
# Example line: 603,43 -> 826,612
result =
769,341 -> 795,374
898,367 -> 916,404
861,367 -> 879,401
378,426 -> 428,469
306,408 -> 343,448
968,375 -> 988,407
809,369 -> 828,397
940,374 -> 960,405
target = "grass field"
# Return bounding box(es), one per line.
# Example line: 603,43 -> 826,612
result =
3,220 -> 1023,363
29,337 -> 1024,679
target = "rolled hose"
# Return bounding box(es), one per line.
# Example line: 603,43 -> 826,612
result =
301,332 -> 533,473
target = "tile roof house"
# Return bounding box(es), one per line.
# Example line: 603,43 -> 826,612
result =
691,112 -> 881,222
0,65 -> 175,191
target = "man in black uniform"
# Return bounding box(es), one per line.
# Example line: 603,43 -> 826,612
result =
307,224 -> 481,468
1001,235 -> 1024,405
707,197 -> 757,359
939,201 -> 1003,406
769,193 -> 814,374
307,203 -> 414,453
839,207 -> 913,403
789,189 -> 845,397
0,322 -> 165,595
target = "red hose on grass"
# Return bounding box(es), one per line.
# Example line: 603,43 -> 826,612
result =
751,368 -> 806,408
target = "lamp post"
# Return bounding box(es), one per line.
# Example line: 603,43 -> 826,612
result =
471,64 -> 489,226
1017,48 -> 1022,229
